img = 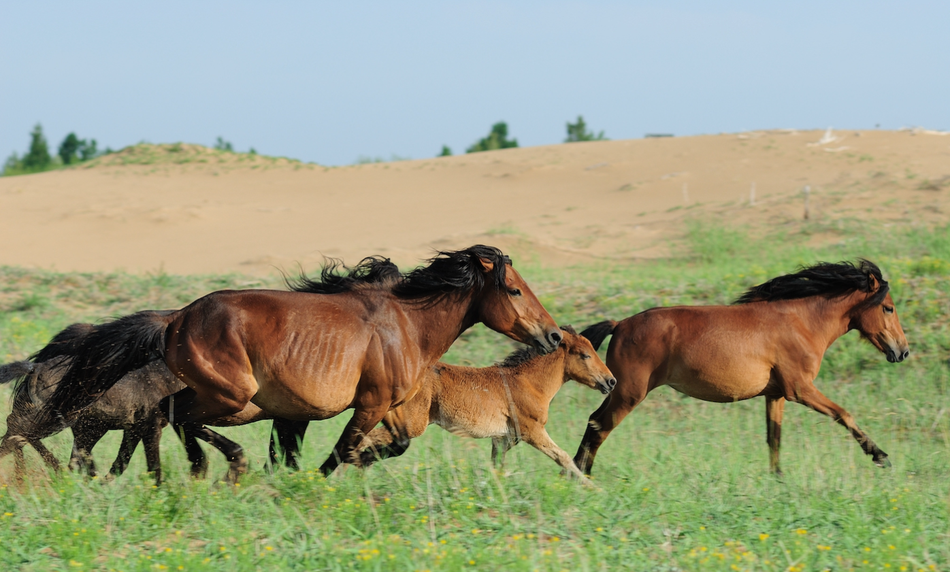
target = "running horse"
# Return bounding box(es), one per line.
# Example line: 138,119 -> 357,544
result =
28,245 -> 562,480
575,260 -> 909,476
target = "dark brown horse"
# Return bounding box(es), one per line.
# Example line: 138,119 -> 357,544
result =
31,246 -> 561,479
355,326 -> 616,480
574,260 -> 909,476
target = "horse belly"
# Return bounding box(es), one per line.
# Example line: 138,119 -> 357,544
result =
434,405 -> 508,439
666,359 -> 771,403
251,374 -> 359,420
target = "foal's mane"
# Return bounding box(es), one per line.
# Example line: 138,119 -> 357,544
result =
497,326 -> 576,368
733,260 -> 889,306
392,245 -> 511,301
285,256 -> 402,294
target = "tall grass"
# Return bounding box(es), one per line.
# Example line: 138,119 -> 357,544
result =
0,219 -> 948,571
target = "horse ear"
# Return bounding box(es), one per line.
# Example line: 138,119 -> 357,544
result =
867,273 -> 880,291
478,257 -> 494,273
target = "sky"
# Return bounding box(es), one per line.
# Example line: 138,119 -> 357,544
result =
2,1 -> 948,166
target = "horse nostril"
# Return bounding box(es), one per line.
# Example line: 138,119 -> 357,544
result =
901,350 -> 909,361
548,330 -> 562,346
608,377 -> 617,389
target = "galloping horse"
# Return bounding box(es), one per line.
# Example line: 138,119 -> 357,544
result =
574,260 -> 909,476
355,326 -> 616,480
30,246 -> 562,479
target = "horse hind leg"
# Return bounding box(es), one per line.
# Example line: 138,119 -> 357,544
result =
69,421 -> 108,477
795,384 -> 890,468
139,414 -> 165,484
766,396 -> 785,476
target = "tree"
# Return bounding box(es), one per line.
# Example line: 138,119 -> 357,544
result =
79,139 -> 98,161
59,132 -> 81,164
466,122 -> 518,153
565,116 -> 606,142
22,123 -> 51,169
439,145 -> 452,157
214,137 -> 234,152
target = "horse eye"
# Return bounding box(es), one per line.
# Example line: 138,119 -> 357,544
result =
508,288 -> 522,297
580,353 -> 591,360
883,306 -> 894,314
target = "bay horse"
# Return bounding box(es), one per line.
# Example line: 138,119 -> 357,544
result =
354,326 -> 616,480
30,246 -> 562,479
574,260 -> 909,477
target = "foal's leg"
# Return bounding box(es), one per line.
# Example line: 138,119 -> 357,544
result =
140,415 -> 165,484
795,385 -> 890,468
177,423 -> 247,483
765,396 -> 785,475
267,418 -> 309,471
29,439 -> 62,473
358,406 -> 430,468
172,422 -> 209,479
490,434 -> 518,468
69,421 -> 109,477
108,430 -> 142,478
525,427 -> 592,485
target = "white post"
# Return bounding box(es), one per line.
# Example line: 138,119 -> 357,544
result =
750,182 -> 756,206
803,185 -> 811,220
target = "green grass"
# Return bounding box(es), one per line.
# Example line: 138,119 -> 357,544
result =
1,219 -> 948,571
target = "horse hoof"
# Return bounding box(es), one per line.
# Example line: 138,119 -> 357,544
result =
874,454 -> 891,469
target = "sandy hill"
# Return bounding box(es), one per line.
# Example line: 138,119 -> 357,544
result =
1,129 -> 948,275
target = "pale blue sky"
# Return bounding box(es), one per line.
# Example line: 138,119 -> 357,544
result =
2,1 -> 947,166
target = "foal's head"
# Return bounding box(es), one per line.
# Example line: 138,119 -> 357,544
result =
849,267 -> 910,363
559,327 -> 616,394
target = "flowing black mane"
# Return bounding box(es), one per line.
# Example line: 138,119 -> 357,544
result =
393,245 -> 511,300
733,260 -> 889,306
286,256 -> 401,294
497,326 -> 576,367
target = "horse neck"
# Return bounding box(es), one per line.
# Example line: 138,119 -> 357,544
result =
797,290 -> 869,351
400,291 -> 480,363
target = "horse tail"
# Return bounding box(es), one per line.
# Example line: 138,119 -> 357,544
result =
0,361 -> 34,385
580,320 -> 617,351
29,310 -> 174,438
29,322 -> 96,364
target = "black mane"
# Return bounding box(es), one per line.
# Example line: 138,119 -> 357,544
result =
733,260 -> 889,306
497,326 -> 575,368
393,245 -> 511,300
286,256 -> 401,294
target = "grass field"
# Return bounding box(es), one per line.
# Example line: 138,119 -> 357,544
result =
1,218 -> 948,571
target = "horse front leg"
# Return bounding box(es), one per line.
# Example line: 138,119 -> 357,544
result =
574,376 -> 647,476
525,427 -> 593,486
765,396 -> 785,476
794,385 -> 890,468
268,418 -> 309,471
177,423 -> 247,483
320,406 -> 390,476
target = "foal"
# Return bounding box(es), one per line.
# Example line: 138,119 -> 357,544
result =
574,260 -> 909,476
357,327 -> 616,479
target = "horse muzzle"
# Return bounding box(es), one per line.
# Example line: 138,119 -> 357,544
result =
597,376 -> 617,395
533,328 -> 562,355
885,345 -> 910,363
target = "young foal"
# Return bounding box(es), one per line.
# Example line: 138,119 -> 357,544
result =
356,327 -> 616,479
574,260 -> 909,476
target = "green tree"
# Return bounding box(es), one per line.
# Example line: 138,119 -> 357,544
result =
466,122 -> 518,153
214,137 -> 234,152
22,123 -> 52,169
439,145 -> 452,157
565,116 -> 606,142
79,138 -> 98,161
59,132 -> 81,164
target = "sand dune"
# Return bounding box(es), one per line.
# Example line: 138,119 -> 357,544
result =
1,129 -> 948,275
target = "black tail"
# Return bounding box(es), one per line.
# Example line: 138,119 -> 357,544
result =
30,322 -> 96,364
29,310 -> 173,438
580,320 -> 617,351
0,361 -> 34,385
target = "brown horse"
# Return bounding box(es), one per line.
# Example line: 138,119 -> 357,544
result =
574,260 -> 909,477
31,246 -> 562,479
355,326 -> 616,479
